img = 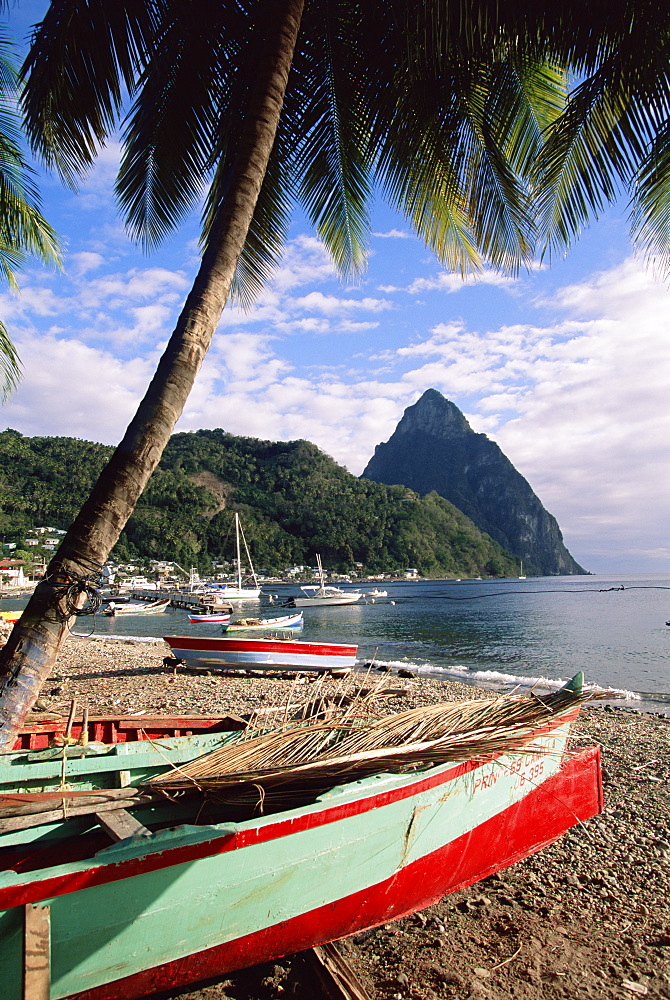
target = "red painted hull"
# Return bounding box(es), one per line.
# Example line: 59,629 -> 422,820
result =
56,745 -> 602,1000
164,633 -> 358,669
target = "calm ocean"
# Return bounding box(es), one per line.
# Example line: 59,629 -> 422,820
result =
36,571 -> 670,716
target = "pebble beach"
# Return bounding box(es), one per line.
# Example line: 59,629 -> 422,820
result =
22,635 -> 670,998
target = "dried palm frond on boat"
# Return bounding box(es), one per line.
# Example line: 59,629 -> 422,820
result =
144,676 -> 593,810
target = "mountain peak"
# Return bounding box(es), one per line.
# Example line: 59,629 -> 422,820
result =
396,389 -> 473,439
362,389 -> 585,576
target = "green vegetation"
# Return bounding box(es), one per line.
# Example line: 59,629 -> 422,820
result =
0,428 -> 518,579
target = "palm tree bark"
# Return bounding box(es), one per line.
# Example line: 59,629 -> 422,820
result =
0,0 -> 305,750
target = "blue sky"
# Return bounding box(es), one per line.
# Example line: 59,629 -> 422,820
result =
2,2 -> 669,576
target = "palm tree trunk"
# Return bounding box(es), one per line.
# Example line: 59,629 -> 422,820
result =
0,0 -> 305,750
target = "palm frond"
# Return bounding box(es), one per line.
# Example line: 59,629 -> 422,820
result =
289,2 -> 372,279
117,1 -> 248,247
21,0 -> 158,184
630,121 -> 670,271
535,21 -> 670,258
372,63 -> 533,275
0,317 -> 21,400
0,29 -> 58,400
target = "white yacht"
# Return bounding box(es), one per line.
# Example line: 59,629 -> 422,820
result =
291,555 -> 362,607
209,513 -> 261,600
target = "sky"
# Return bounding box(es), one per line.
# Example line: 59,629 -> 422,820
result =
1,4 -> 669,576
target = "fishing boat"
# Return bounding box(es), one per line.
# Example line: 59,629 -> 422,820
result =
0,610 -> 20,624
187,610 -> 232,624
210,513 -> 261,600
163,632 -> 357,671
290,554 -> 362,607
0,678 -> 603,1000
104,599 -> 170,616
223,612 -> 303,631
365,588 -> 388,598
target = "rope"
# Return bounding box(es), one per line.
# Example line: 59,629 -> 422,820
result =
42,564 -> 104,621
397,585 -> 670,602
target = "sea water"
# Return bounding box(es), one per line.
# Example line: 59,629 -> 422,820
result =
5,573 -> 670,714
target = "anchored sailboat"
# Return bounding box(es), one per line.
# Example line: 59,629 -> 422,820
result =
291,554 -> 363,607
208,513 -> 261,600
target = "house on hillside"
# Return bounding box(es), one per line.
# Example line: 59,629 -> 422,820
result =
0,559 -> 26,587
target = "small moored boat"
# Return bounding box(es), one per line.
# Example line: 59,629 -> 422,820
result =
104,598 -> 170,616
224,612 -> 303,631
187,611 -> 232,624
290,555 -> 362,607
210,513 -> 261,600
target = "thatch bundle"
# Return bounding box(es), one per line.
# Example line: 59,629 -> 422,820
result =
144,681 -> 591,812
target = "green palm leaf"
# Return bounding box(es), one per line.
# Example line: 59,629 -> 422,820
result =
21,0 -> 158,184
533,7 -> 670,257
631,122 -> 670,264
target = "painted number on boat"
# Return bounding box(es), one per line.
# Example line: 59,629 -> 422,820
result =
472,754 -> 546,795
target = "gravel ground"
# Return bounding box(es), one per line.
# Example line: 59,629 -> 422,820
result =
21,635 -> 670,999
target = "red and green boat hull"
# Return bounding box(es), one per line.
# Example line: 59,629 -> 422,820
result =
0,710 -> 602,1000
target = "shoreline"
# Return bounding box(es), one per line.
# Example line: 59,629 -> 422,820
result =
10,635 -> 670,999
55,628 -> 670,719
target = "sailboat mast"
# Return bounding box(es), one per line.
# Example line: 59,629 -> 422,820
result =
235,513 -> 242,591
316,554 -> 325,594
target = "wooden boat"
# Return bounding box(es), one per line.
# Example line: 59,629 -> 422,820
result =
223,612 -> 303,631
0,610 -> 20,624
163,633 -> 358,671
187,611 -> 232,624
104,599 -> 170,616
0,680 -> 602,1000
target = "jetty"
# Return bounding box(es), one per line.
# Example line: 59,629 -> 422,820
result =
127,588 -> 234,615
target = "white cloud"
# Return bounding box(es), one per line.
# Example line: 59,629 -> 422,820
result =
68,252 -> 105,277
76,268 -> 189,308
340,321 -> 380,332
391,257 -> 670,572
407,270 -> 515,295
372,229 -> 413,239
271,236 -> 337,291
293,291 -> 393,315
3,334 -> 153,442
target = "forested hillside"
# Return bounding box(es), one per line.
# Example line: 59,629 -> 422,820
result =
0,428 -> 519,578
